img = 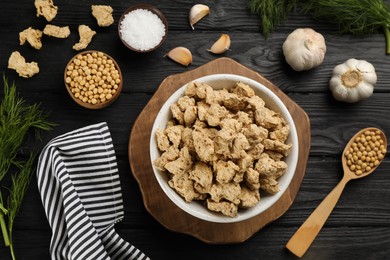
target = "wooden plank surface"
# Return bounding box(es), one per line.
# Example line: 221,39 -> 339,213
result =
0,0 -> 390,259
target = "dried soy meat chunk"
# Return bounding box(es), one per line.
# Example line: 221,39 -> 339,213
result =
269,125 -> 290,143
43,24 -> 70,38
237,153 -> 254,173
153,146 -> 180,172
8,51 -> 39,78
184,82 -> 212,100
246,95 -> 265,111
239,186 -> 260,208
214,160 -> 240,184
35,0 -> 58,22
19,27 -> 42,50
169,172 -> 206,202
92,5 -> 114,27
165,125 -> 184,148
260,177 -> 280,194
73,25 -> 96,51
192,128 -> 215,162
207,199 -> 238,217
156,128 -> 170,152
243,124 -> 268,145
219,118 -> 243,133
255,154 -> 287,178
221,92 -> 246,111
262,139 -> 292,156
255,107 -> 284,129
231,82 -> 256,98
244,168 -> 260,191
209,182 -> 241,205
164,147 -> 193,176
189,162 -> 213,191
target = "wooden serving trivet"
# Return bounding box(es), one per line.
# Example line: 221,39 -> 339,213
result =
129,57 -> 310,244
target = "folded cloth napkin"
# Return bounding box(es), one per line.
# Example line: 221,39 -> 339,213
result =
37,122 -> 150,260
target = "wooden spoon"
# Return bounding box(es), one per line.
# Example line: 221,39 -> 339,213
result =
286,127 -> 387,257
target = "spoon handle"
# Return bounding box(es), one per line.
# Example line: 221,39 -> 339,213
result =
286,176 -> 350,257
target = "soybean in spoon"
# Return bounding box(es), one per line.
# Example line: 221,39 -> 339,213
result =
286,127 -> 387,258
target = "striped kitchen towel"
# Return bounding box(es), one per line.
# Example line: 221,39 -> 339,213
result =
37,122 -> 150,260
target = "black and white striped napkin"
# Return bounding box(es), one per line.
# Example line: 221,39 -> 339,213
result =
37,122 -> 150,260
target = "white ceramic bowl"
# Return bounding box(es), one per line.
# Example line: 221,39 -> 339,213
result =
150,74 -> 299,223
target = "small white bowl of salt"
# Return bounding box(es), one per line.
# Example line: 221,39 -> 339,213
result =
118,4 -> 168,52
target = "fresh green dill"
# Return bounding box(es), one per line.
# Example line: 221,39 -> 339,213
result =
0,77 -> 54,179
0,76 -> 55,260
248,0 -> 390,53
248,0 -> 295,37
298,0 -> 390,53
0,194 -> 9,247
7,154 -> 36,260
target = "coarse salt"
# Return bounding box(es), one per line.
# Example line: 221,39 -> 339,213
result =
120,9 -> 166,51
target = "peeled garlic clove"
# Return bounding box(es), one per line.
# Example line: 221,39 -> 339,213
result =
165,47 -> 192,66
189,4 -> 210,30
208,34 -> 231,54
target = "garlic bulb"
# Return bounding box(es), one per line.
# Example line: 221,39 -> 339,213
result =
329,58 -> 377,103
207,34 -> 230,54
282,28 -> 326,71
165,47 -> 193,66
189,4 -> 210,30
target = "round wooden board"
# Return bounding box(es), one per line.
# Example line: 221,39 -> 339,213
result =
128,58 -> 311,244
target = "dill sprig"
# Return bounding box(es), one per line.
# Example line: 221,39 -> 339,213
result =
0,77 -> 54,180
248,0 -> 295,37
0,76 -> 55,260
298,0 -> 390,54
299,0 -> 390,35
248,0 -> 390,54
7,154 -> 36,260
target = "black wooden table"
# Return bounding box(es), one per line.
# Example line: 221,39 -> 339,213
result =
1,1 -> 390,259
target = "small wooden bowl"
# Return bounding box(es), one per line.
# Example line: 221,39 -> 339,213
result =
118,4 -> 168,52
64,50 -> 123,109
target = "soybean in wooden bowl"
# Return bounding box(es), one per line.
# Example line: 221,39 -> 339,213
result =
64,50 -> 122,109
118,4 -> 168,53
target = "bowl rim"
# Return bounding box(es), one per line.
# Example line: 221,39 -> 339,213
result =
64,50 -> 123,110
118,4 -> 168,53
149,73 -> 299,223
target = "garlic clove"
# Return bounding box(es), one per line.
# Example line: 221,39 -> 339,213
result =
207,34 -> 231,54
189,4 -> 210,30
165,47 -> 192,66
